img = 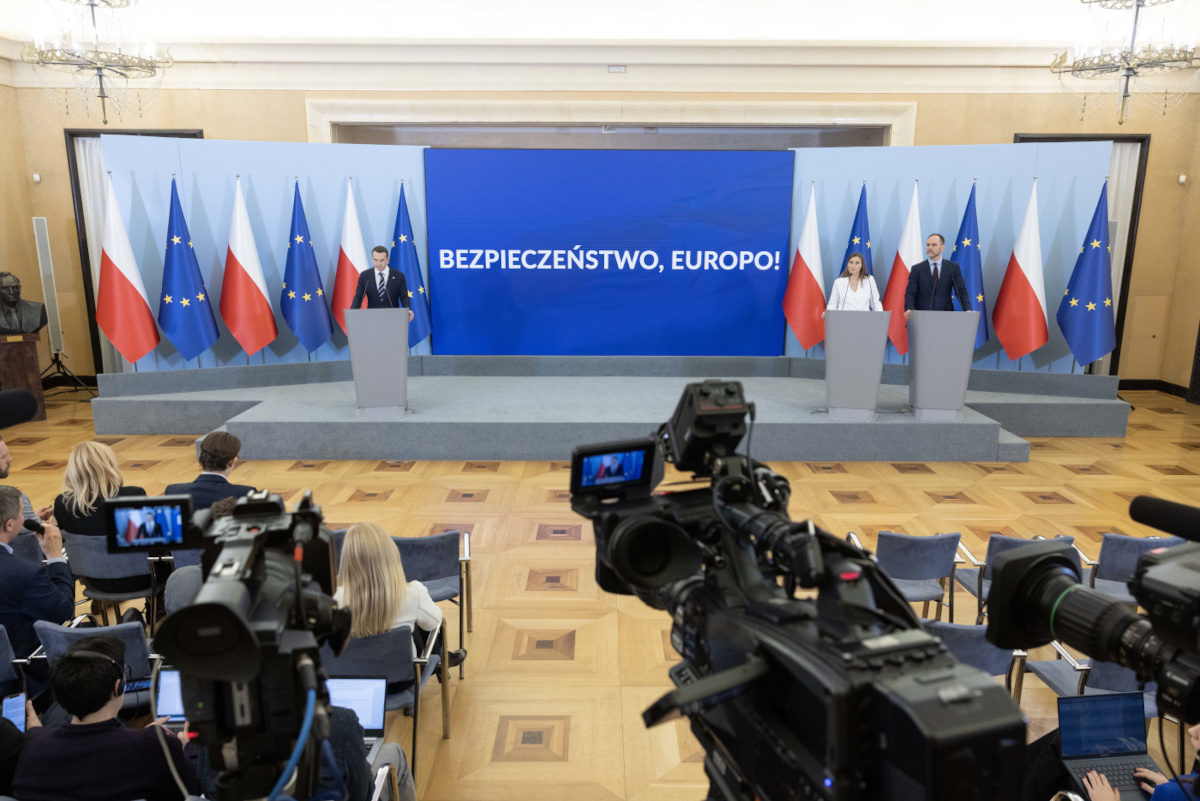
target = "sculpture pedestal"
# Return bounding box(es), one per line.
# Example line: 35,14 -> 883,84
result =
0,333 -> 46,422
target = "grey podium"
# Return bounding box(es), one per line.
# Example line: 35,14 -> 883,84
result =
908,310 -> 980,421
824,310 -> 890,421
345,309 -> 410,418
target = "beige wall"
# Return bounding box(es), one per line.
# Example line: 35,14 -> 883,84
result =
5,87 -> 1198,384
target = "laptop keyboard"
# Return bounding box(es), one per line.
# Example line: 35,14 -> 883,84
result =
1070,760 -> 1159,790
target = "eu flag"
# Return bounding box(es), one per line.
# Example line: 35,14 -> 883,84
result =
157,178 -> 219,361
950,184 -> 989,349
281,182 -> 333,352
1057,183 -> 1116,366
390,184 -> 432,346
841,185 -> 874,276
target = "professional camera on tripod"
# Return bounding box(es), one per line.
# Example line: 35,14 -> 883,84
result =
105,489 -> 353,801
985,496 -> 1200,775
569,379 -> 1027,801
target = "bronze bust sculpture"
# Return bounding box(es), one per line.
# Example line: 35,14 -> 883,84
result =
0,272 -> 48,336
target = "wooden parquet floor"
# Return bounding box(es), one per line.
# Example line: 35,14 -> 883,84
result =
4,388 -> 1198,798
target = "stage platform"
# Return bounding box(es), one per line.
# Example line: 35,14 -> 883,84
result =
92,358 -> 1130,463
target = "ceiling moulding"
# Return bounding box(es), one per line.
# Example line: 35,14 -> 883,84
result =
8,60 -> 1080,94
305,98 -> 918,146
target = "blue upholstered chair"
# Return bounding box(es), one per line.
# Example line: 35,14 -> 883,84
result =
32,620 -> 155,718
923,621 -> 1019,688
869,531 -> 962,621
164,565 -> 203,615
1014,643 -> 1187,767
0,626 -> 22,698
333,528 -> 473,678
955,535 -> 1081,624
9,533 -> 45,564
62,531 -> 165,633
1078,533 -> 1186,605
320,621 -> 449,778
170,549 -> 204,569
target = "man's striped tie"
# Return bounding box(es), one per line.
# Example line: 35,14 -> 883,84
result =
377,272 -> 387,306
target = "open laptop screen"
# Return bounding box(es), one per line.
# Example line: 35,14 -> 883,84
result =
156,669 -> 186,722
326,677 -> 388,737
1059,693 -> 1147,758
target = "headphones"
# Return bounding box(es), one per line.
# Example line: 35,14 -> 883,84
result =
67,649 -> 127,696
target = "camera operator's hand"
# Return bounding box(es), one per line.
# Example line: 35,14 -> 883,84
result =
1082,770 -> 1120,801
1133,767 -> 1168,793
26,700 -> 41,729
36,521 -> 64,560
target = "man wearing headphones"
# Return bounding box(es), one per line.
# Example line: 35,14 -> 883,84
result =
12,636 -> 200,801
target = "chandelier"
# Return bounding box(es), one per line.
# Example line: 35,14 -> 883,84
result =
21,0 -> 172,125
1051,0 -> 1200,124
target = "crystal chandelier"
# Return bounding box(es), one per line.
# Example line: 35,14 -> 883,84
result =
21,0 -> 172,124
1051,0 -> 1200,124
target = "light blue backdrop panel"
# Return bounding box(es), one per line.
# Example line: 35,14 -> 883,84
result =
787,141 -> 1112,373
100,135 -> 431,371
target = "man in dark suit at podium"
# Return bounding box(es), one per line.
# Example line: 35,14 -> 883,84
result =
903,234 -> 971,321
351,246 -> 414,322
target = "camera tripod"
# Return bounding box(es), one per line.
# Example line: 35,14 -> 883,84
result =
41,350 -> 96,398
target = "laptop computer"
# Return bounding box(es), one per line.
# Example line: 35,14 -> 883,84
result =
156,668 -> 187,734
1059,692 -> 1163,800
326,676 -> 388,763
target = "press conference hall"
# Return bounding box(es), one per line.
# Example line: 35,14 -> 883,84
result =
0,1 -> 1199,799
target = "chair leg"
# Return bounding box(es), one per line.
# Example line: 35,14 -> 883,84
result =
1012,666 -> 1025,705
1179,721 -> 1187,774
948,577 -> 954,623
464,562 -> 474,634
411,688 -> 420,782
458,596 -> 465,680
440,629 -> 450,739
921,601 -> 930,619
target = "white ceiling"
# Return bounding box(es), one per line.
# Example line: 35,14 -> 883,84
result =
1,0 -> 1198,46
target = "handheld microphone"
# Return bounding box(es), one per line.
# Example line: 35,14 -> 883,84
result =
23,519 -> 43,535
0,389 -> 38,429
1129,495 -> 1200,543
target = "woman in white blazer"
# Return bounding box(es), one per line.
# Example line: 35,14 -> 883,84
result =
823,252 -> 883,317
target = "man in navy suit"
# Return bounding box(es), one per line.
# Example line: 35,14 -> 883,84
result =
165,431 -> 257,511
350,246 -> 414,321
904,234 -> 971,320
0,486 -> 73,661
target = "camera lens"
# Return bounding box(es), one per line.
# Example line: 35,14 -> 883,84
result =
608,517 -> 701,590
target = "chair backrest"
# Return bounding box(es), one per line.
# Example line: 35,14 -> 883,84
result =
1085,659 -> 1157,696
165,566 -> 203,615
320,625 -> 417,685
1095,534 -> 1187,582
9,533 -> 45,564
33,621 -> 152,679
393,532 -> 459,584
982,534 -> 1034,580
62,531 -> 149,581
170,549 -> 203,569
0,626 -> 17,683
875,531 -> 961,581
923,621 -> 1015,677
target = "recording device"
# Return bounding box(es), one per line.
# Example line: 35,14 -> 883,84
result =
570,379 -> 1025,801
0,389 -> 38,429
985,499 -> 1200,730
111,490 -> 352,801
2,693 -> 25,733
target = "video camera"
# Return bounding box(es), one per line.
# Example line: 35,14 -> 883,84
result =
570,380 -> 1026,801
985,497 -> 1200,736
107,490 -> 352,801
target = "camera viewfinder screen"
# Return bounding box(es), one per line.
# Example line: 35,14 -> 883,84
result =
580,449 -> 646,488
112,504 -> 186,548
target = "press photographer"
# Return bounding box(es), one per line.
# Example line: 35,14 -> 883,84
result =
570,379 -> 1026,801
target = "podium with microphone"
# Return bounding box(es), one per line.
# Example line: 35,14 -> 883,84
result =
344,309 -> 410,419
824,310 -> 891,421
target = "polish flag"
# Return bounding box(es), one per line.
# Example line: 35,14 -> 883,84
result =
882,182 -> 922,354
331,179 -> 369,334
993,182 -> 1049,360
96,175 -> 159,363
219,177 -> 277,356
782,184 -> 826,350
